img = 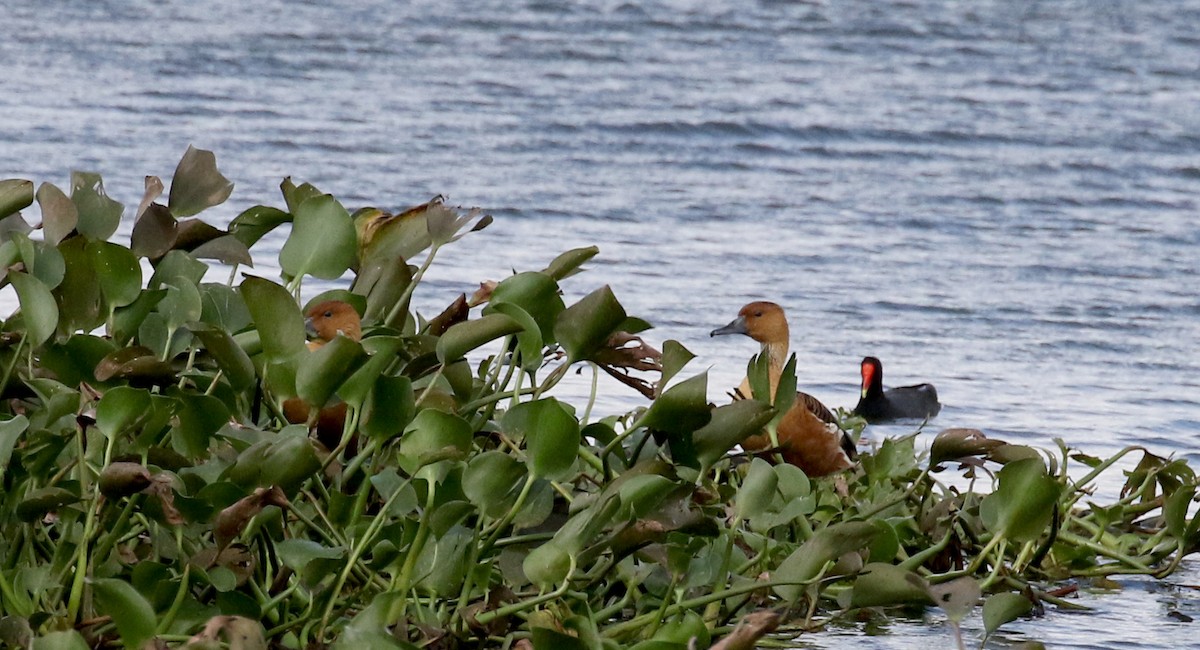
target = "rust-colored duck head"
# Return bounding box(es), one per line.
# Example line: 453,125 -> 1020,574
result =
710,301 -> 790,349
304,300 -> 362,346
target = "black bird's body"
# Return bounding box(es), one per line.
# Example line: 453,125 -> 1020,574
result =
852,356 -> 940,423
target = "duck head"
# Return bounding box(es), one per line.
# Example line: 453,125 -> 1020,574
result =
710,301 -> 789,346
860,356 -> 883,398
305,300 -> 363,343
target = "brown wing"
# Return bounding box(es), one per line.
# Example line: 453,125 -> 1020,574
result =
797,391 -> 837,425
798,391 -> 857,461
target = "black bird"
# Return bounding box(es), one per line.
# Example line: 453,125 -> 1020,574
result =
852,356 -> 941,423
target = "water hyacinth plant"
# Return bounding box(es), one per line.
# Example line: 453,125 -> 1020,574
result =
0,148 -> 1198,649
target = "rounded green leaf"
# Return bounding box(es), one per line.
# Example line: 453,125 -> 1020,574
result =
489,302 -> 544,370
168,145 -> 233,217
71,171 -> 123,240
542,245 -> 599,281
435,313 -> 523,363
191,324 -> 256,390
693,399 -> 776,468
523,541 -> 573,588
96,386 -> 152,440
36,182 -> 77,245
90,578 -> 157,650
486,271 -> 564,342
639,372 -> 711,436
276,539 -> 346,573
982,591 -> 1033,638
0,178 -> 34,218
401,410 -> 473,465
847,563 -> 933,609
239,277 -> 305,362
32,631 -> 91,650
773,521 -> 880,601
10,271 -> 59,346
279,194 -> 356,280
463,451 -> 527,515
361,375 -> 414,442
295,335 -> 367,407
503,398 -> 580,480
229,204 -> 291,248
554,285 -> 627,363
736,458 -> 778,521
980,457 -> 1063,542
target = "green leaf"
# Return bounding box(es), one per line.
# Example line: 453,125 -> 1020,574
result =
31,631 -> 91,650
639,372 -> 711,436
736,458 -> 777,521
503,398 -> 581,480
333,591 -> 417,650
87,241 -> 142,309
846,563 -> 933,608
95,386 -> 152,441
280,177 -> 324,215
279,194 -> 356,280
168,145 -> 234,217
229,204 -> 291,248
554,285 -> 627,363
0,178 -> 34,218
275,539 -> 346,573
401,410 -> 473,465
531,626 -> 589,650
488,302 -> 544,371
338,336 -> 403,406
463,451 -> 527,516
36,182 -> 77,244
71,171 -> 123,240
361,375 -> 414,442
10,272 -> 59,346
53,237 -> 102,334
694,399 -> 776,469
982,591 -> 1033,639
523,541 -> 574,588
543,245 -> 599,281
190,234 -> 254,266
0,415 -> 29,478
170,390 -> 231,457
659,340 -> 695,391
239,277 -> 305,362
191,324 -> 257,390
1164,485 -> 1196,541
435,313 -> 523,363
295,335 -> 367,408
91,578 -> 157,650
980,457 -> 1063,542
486,271 -> 564,343
773,521 -> 880,601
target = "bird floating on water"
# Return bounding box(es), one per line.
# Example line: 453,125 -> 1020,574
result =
710,301 -> 855,477
852,356 -> 941,423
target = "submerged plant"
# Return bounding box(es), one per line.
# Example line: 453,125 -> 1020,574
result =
0,149 -> 1196,649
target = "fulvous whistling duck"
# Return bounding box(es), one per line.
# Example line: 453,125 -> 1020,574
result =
852,356 -> 940,423
710,301 -> 855,477
304,300 -> 363,349
284,300 -> 363,449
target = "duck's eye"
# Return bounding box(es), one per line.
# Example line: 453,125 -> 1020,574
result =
324,311 -> 333,318
753,311 -> 762,317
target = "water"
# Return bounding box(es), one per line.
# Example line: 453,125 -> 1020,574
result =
3,0 -> 1200,646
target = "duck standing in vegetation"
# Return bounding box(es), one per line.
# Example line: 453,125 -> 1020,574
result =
710,301 -> 856,477
283,300 -> 363,449
852,356 -> 941,423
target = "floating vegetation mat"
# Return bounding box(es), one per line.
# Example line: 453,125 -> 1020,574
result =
0,149 -> 1196,649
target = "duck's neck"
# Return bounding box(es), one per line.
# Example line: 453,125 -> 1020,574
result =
762,339 -> 790,395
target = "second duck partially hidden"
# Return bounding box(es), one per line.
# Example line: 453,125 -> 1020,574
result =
710,301 -> 856,477
852,356 -> 941,423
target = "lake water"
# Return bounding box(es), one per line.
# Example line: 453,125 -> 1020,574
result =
3,0 -> 1199,646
